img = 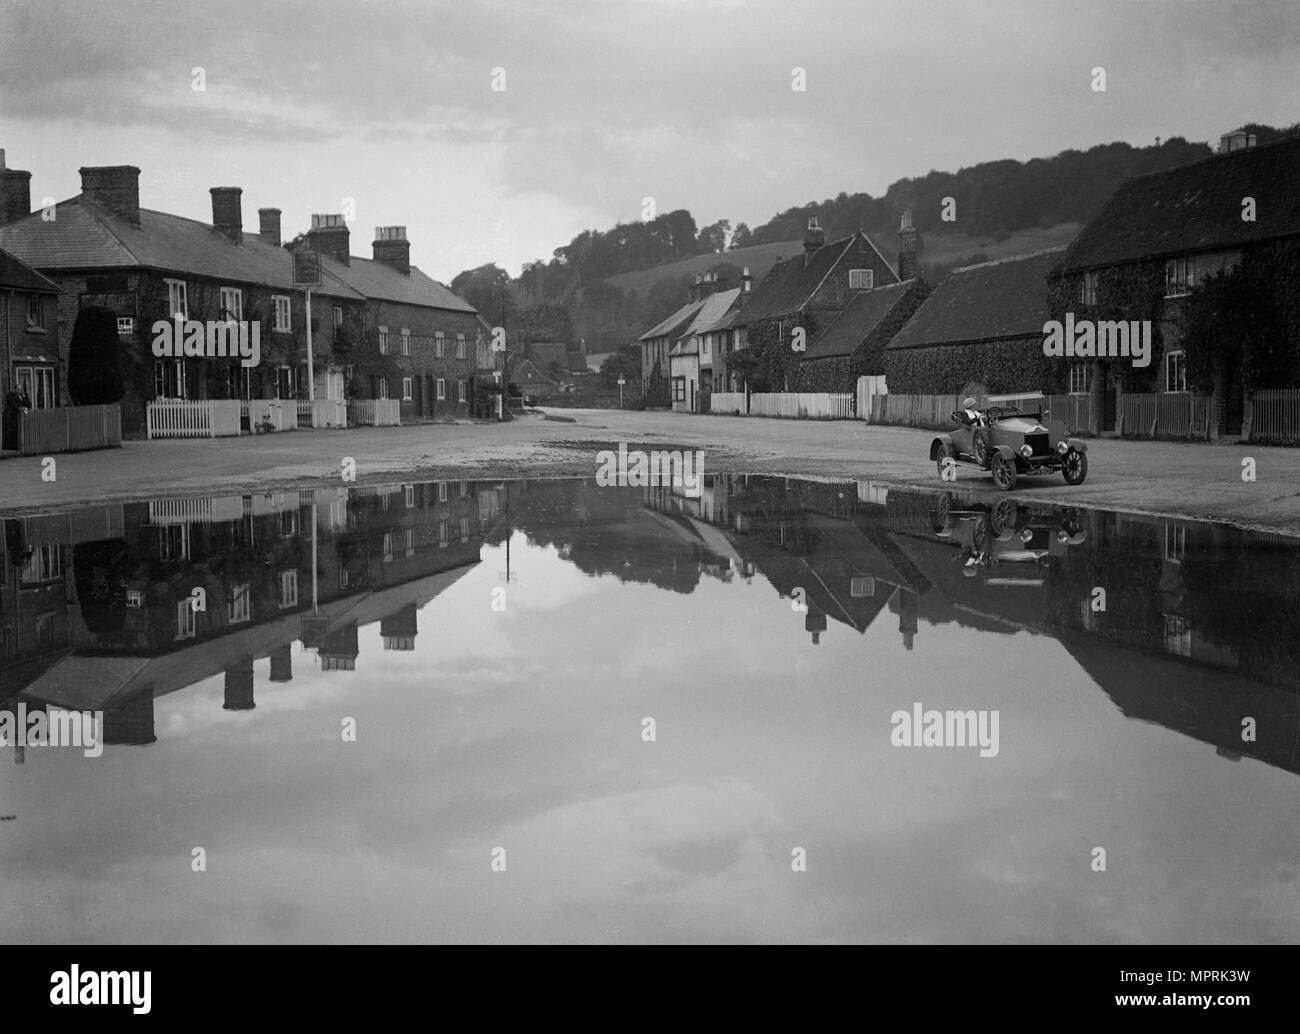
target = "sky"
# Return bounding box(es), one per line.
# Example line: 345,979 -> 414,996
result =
0,0 -> 1297,282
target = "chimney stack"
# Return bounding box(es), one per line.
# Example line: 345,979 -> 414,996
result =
307,213 -> 350,265
802,217 -> 825,264
1218,128 -> 1258,154
79,166 -> 141,226
897,209 -> 921,281
223,656 -> 256,711
0,150 -> 32,226
372,226 -> 410,274
210,187 -> 243,244
269,644 -> 293,682
258,207 -> 282,247
741,266 -> 752,295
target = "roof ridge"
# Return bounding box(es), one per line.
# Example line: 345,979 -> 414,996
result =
952,246 -> 1068,273
1116,132 -> 1300,185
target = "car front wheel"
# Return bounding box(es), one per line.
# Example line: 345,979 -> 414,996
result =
991,451 -> 1017,491
1062,449 -> 1088,485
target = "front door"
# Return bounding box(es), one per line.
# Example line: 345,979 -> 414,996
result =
1224,360 -> 1244,436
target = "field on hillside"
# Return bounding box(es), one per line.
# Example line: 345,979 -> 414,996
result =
601,223 -> 1081,297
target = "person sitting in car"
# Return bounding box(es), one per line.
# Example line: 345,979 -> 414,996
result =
955,396 -> 984,427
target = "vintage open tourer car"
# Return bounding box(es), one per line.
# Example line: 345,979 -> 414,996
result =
929,404 -> 1088,491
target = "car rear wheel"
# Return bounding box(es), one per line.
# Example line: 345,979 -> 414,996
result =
972,428 -> 992,468
991,451 -> 1017,491
1062,449 -> 1088,485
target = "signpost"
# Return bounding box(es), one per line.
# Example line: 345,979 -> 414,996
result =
617,374 -> 626,408
293,249 -> 321,402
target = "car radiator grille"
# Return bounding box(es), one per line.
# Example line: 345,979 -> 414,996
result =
1026,432 -> 1051,455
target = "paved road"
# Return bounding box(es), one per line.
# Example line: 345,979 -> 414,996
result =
2,409 -> 1298,533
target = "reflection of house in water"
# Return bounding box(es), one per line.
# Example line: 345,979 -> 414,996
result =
7,480 -> 506,748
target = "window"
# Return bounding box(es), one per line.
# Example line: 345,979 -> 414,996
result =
1079,271 -> 1098,307
26,294 -> 45,329
1068,361 -> 1091,395
460,517 -> 470,542
438,482 -> 448,502
378,326 -> 389,354
280,570 -> 298,608
1165,350 -> 1187,393
176,599 -> 196,640
456,333 -> 465,359
673,378 -> 686,402
848,268 -> 874,290
401,329 -> 411,356
158,524 -> 190,561
458,379 -> 467,403
16,366 -> 56,409
280,509 -> 298,537
850,576 -> 876,597
1164,523 -> 1186,563
404,484 -> 415,508
1163,614 -> 1191,657
275,366 -> 295,399
383,533 -> 394,562
378,379 -> 388,400
154,359 -> 185,399
435,332 -> 445,358
1165,257 -> 1193,297
219,286 -> 243,321
117,316 -> 135,335
402,377 -> 413,401
165,278 -> 188,319
404,528 -> 415,556
22,545 -> 61,583
126,589 -> 143,608
438,520 -> 448,547
333,306 -> 343,328
228,584 -> 251,624
273,295 -> 291,331
436,378 -> 446,400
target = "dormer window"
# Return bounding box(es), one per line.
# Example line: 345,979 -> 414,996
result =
848,268 -> 874,290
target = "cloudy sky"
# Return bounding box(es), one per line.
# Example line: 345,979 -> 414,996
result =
0,0 -> 1296,281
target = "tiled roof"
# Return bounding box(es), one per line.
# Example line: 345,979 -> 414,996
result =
638,297 -> 706,341
511,357 -> 557,384
318,252 -> 475,312
0,197 -> 364,300
734,232 -> 892,325
0,246 -> 59,292
804,280 -> 915,360
1060,135 -> 1300,271
888,249 -> 1065,349
676,288 -> 741,339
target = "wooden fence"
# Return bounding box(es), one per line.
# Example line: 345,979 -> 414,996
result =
146,400 -> 243,439
244,399 -> 299,432
731,393 -> 855,419
1118,393 -> 1211,440
298,399 -> 348,428
18,404 -> 122,454
868,393 -> 960,430
350,399 -> 401,426
1250,389 -> 1300,442
709,392 -> 747,415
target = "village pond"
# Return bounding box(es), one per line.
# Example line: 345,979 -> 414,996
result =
1,476 -> 1297,943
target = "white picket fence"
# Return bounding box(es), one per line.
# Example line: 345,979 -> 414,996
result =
244,399 -> 299,432
350,399 -> 401,426
146,400 -> 242,439
748,393 -> 854,419
298,399 -> 347,428
710,392 -> 747,415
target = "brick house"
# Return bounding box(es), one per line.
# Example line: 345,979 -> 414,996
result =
788,277 -> 931,395
1054,130 -> 1300,437
726,216 -> 910,390
298,218 -> 485,420
0,245 -> 61,448
0,161 -> 366,432
884,248 -> 1067,405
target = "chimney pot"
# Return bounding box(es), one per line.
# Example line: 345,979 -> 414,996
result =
307,213 -> 351,265
210,186 -> 243,244
897,209 -> 921,281
258,207 -> 282,247
802,217 -> 825,263
79,165 -> 141,226
372,225 -> 410,274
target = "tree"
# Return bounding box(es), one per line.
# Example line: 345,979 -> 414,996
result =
599,344 -> 642,388
697,219 -> 731,254
450,263 -> 513,323
729,223 -> 753,250
68,306 -> 125,405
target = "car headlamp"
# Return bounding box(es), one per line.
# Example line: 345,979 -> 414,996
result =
1020,528 -> 1035,543
1020,444 -> 1033,458
1057,440 -> 1069,454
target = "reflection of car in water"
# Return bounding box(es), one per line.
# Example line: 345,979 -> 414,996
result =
930,404 -> 1089,491
929,492 -> 1087,585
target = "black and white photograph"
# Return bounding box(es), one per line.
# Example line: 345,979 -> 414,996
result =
0,0 -> 1297,1001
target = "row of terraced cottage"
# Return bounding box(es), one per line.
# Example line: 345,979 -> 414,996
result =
0,148 -> 503,452
639,130 -> 1300,442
